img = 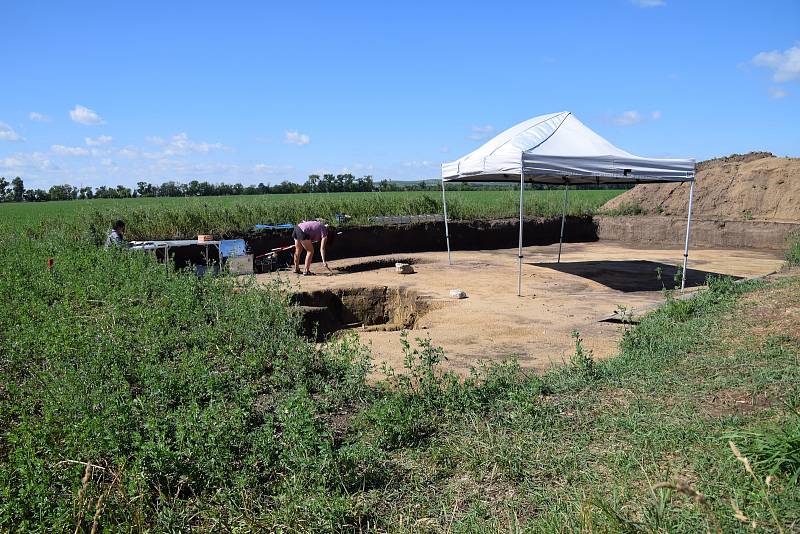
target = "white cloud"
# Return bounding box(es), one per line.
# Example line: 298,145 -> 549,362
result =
254,163 -> 278,172
439,146 -> 450,153
115,134 -> 230,159
0,151 -> 57,171
69,105 -> 105,125
401,160 -> 437,168
253,163 -> 295,174
52,144 -> 90,156
611,110 -> 646,126
468,125 -> 495,140
631,0 -> 665,6
117,146 -> 140,159
651,110 -> 662,120
85,134 -> 113,146
145,136 -> 166,145
29,112 -> 51,122
284,130 -> 310,146
752,45 -> 800,83
0,156 -> 25,167
0,122 -> 24,141
768,87 -> 788,99
160,132 -> 229,156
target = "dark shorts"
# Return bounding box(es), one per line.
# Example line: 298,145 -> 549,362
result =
292,226 -> 310,241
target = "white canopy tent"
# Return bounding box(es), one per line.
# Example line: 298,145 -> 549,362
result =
440,111 -> 697,295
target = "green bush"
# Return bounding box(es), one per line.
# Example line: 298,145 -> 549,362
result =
786,231 -> 800,266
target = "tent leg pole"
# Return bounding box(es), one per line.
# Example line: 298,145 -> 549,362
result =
557,184 -> 568,263
518,168 -> 525,297
680,179 -> 696,292
441,178 -> 452,265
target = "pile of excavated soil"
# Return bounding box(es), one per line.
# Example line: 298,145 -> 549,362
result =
602,152 -> 800,222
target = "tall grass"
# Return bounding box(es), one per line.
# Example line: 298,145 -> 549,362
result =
1,189 -> 620,240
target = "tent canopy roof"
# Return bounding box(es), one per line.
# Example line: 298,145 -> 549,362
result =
442,111 -> 695,184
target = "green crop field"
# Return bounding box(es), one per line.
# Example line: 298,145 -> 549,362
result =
1,195 -> 799,532
0,189 -> 622,240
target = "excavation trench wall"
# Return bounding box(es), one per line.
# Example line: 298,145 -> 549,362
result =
244,216 -> 597,262
165,215 -> 797,268
595,216 -> 800,251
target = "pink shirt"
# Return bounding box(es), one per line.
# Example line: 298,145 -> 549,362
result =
298,220 -> 328,241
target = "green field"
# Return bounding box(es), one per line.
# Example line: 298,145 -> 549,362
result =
1,195 -> 799,532
0,189 -> 622,240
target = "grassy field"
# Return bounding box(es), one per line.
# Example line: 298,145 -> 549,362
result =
0,189 -> 622,240
1,198 -> 799,531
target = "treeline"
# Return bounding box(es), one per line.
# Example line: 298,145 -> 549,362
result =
0,174 -> 631,203
0,174 -> 448,203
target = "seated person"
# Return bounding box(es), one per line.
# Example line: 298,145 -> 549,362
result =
105,220 -> 130,248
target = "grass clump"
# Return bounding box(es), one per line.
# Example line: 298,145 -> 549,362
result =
786,230 -> 800,266
602,200 -> 645,216
729,415 -> 800,485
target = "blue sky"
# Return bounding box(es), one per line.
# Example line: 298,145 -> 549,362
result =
1,0 -> 798,190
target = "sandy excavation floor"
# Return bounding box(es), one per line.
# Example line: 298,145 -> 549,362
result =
256,242 -> 784,376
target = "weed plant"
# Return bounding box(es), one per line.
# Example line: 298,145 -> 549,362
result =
601,200 -> 645,216
786,231 -> 800,266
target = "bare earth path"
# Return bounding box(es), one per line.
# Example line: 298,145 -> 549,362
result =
256,242 -> 784,376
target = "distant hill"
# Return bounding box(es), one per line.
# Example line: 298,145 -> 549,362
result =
601,152 -> 800,222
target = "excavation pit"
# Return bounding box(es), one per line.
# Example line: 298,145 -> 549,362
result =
260,242 -> 784,376
291,286 -> 431,341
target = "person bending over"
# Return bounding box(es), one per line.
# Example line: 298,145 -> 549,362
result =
292,219 -> 330,275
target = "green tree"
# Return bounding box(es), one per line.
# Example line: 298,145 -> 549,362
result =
0,177 -> 8,201
48,184 -> 76,201
159,181 -> 181,197
305,174 -> 320,192
115,185 -> 132,198
23,188 -> 48,201
136,181 -> 158,197
11,177 -> 24,202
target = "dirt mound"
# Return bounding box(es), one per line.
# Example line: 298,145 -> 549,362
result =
602,153 -> 800,222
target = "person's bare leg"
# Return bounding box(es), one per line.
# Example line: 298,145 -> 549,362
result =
302,240 -> 314,273
293,240 -> 302,273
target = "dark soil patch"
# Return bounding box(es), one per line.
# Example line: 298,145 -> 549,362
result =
334,257 -> 428,274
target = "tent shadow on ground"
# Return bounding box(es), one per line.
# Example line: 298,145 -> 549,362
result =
527,260 -> 739,292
